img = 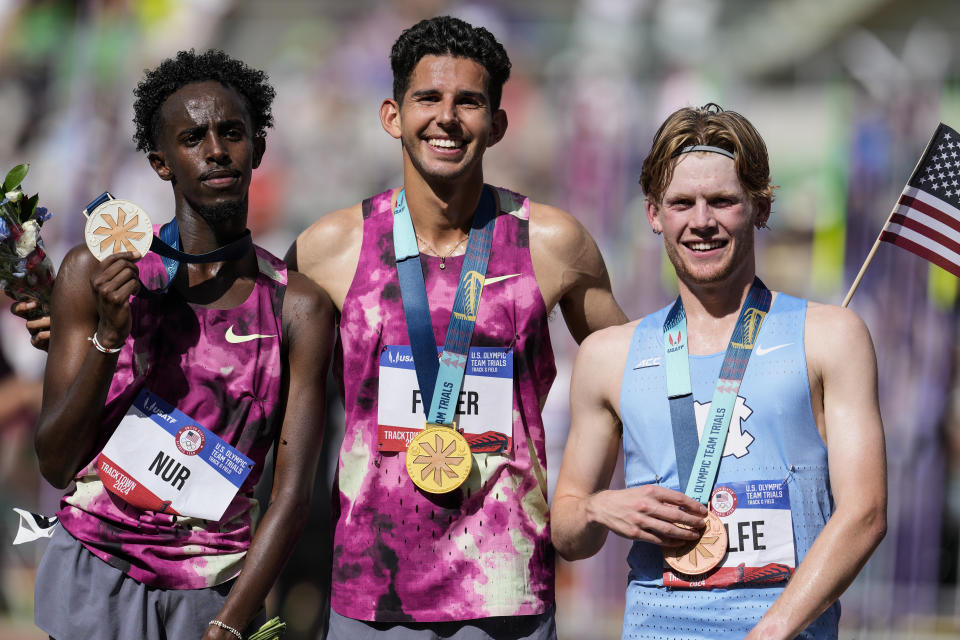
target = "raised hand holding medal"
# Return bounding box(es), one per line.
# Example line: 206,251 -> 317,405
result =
82,192 -> 252,296
83,194 -> 154,261
661,277 -> 772,576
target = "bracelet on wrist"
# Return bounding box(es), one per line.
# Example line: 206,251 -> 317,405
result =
208,619 -> 243,639
87,332 -> 123,354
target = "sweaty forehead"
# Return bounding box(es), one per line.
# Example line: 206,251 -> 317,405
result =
408,55 -> 489,94
159,80 -> 251,129
664,152 -> 742,195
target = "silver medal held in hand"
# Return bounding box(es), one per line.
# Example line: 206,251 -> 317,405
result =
83,194 -> 153,261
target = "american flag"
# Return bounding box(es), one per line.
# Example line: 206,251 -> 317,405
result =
881,123 -> 960,277
182,429 -> 201,449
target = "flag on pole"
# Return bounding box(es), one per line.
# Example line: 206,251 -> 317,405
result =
880,123 -> 960,277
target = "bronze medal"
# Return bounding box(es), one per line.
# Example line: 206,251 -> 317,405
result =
405,424 -> 472,494
664,511 -> 728,576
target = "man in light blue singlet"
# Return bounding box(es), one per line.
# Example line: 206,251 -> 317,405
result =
552,104 -> 887,639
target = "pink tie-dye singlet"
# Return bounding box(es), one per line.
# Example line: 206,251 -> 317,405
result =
332,186 -> 557,622
57,242 -> 287,589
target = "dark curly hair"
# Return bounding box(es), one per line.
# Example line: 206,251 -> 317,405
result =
391,16 -> 511,111
132,49 -> 275,152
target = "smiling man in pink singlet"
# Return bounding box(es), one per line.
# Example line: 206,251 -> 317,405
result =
288,15 -> 626,640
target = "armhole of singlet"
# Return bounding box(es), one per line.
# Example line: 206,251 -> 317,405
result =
340,195 -> 379,312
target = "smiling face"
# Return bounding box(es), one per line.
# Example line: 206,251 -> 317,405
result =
380,55 -> 507,186
149,80 -> 265,224
647,152 -> 770,289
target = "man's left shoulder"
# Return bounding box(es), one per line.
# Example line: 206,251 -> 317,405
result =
526,200 -> 595,254
282,271 -> 334,329
802,300 -> 875,364
803,301 -> 870,337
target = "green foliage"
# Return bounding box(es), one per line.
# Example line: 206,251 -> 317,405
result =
2,163 -> 29,193
21,193 -> 38,224
247,617 -> 286,640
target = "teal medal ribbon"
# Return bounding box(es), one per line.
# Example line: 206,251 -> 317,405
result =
663,277 -> 772,504
392,187 -> 497,426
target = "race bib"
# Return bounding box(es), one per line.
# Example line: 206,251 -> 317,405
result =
664,479 -> 795,588
377,345 -> 514,454
97,389 -> 254,521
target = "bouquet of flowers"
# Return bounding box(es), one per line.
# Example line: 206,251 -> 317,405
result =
0,163 -> 55,315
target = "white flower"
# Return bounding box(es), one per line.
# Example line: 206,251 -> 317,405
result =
15,219 -> 39,257
5,190 -> 22,203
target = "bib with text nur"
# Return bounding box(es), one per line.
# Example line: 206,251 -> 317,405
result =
97,389 -> 254,521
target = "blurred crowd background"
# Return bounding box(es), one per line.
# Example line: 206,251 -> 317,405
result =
0,0 -> 959,638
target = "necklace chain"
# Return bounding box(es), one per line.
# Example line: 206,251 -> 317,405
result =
415,233 -> 468,270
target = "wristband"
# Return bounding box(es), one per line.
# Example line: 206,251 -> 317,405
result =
87,332 -> 122,354
208,619 -> 243,639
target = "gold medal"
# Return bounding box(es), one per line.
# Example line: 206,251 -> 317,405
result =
664,511 -> 728,576
83,199 -> 153,261
405,424 -> 472,494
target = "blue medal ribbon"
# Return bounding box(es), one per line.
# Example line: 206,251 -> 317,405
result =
83,192 -> 252,297
393,187 -> 497,425
663,277 -> 772,504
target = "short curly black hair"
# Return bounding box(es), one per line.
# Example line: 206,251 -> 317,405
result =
391,16 -> 511,111
132,49 -> 275,152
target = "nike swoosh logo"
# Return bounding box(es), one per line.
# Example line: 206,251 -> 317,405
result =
225,325 -> 277,344
484,274 -> 520,285
755,343 -> 792,356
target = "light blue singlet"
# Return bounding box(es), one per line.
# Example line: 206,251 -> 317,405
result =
619,294 -> 839,640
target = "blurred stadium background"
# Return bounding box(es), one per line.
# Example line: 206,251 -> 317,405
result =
0,0 -> 959,638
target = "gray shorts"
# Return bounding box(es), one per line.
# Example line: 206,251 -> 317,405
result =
34,526 -> 263,640
327,607 -> 557,640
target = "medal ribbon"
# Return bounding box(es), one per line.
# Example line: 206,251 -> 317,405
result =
84,192 -> 252,297
663,277 -> 771,504
393,187 -> 497,425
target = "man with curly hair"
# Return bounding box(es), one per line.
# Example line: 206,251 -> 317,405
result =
288,15 -> 625,639
31,49 -> 333,640
551,104 -> 886,639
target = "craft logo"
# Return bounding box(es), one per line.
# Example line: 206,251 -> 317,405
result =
731,308 -> 766,349
453,270 -> 485,321
711,486 -> 738,517
175,426 -> 205,456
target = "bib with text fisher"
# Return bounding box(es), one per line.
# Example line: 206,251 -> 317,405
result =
97,389 -> 254,521
378,345 -> 513,454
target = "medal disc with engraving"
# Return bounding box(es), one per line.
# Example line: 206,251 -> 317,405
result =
405,425 -> 472,494
664,511 -> 728,576
84,199 -> 153,261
